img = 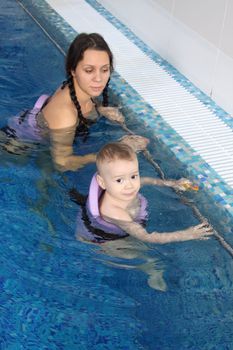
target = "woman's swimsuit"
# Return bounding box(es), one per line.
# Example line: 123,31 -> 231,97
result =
2,94 -> 100,145
76,173 -> 148,243
2,95 -> 50,142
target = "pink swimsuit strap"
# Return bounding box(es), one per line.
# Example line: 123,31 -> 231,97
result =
33,94 -> 49,110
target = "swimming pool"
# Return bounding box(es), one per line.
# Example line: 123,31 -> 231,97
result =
1,1 -> 233,349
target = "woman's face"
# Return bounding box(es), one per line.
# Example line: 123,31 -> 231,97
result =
72,49 -> 111,98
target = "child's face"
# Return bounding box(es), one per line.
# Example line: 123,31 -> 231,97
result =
97,156 -> 141,203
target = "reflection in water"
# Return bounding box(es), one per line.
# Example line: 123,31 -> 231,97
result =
29,171 -> 58,238
80,236 -> 167,292
0,129 -> 37,157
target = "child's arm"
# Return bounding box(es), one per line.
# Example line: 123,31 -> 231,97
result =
141,177 -> 197,191
112,219 -> 213,244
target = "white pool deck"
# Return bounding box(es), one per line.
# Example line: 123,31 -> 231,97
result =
45,0 -> 233,191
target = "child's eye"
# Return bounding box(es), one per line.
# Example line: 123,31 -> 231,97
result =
116,178 -> 123,184
131,174 -> 138,180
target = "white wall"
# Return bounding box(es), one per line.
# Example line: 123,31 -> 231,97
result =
99,0 -> 233,116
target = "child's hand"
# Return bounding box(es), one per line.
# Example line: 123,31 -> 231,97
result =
120,135 -> 150,152
184,221 -> 213,240
172,178 -> 199,191
98,106 -> 125,123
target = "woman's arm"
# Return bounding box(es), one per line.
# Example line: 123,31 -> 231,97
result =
49,126 -> 96,171
41,99 -> 96,171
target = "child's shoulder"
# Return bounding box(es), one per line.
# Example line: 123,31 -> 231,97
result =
100,201 -> 132,222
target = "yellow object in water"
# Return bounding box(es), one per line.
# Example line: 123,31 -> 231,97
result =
184,183 -> 199,191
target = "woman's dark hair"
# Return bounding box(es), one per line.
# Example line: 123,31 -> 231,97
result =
64,33 -> 113,124
66,33 -> 113,75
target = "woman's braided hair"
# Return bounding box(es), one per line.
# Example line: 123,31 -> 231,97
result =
66,74 -> 87,125
63,33 -> 113,124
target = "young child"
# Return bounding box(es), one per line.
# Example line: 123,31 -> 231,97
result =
93,142 -> 213,244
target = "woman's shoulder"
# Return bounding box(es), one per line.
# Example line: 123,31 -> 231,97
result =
42,88 -> 77,129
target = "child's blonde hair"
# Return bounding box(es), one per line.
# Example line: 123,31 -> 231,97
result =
96,142 -> 136,172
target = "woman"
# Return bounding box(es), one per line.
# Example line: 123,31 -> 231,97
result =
2,33 -> 148,170
41,32 -> 126,171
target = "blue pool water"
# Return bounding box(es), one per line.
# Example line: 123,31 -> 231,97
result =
1,1 -> 233,349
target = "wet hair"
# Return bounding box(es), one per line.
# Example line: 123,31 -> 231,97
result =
63,33 -> 113,125
96,142 -> 136,172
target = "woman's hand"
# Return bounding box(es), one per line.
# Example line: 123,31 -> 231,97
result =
98,106 -> 125,123
119,135 -> 150,152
